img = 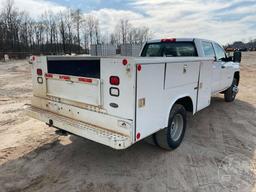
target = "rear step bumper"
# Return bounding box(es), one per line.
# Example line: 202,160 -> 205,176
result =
25,105 -> 132,149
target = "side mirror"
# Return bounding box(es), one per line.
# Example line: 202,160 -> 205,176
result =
221,56 -> 233,62
233,51 -> 241,63
227,56 -> 233,62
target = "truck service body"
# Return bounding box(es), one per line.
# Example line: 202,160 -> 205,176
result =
26,38 -> 240,150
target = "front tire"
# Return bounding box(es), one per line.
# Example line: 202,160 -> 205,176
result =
224,78 -> 238,102
155,104 -> 186,150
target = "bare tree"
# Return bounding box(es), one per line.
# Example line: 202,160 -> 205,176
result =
128,26 -> 151,45
110,33 -> 117,45
81,19 -> 89,51
65,9 -> 73,54
94,18 -> 100,44
113,19 -> 151,46
72,9 -> 82,52
0,0 -> 153,58
58,12 -> 67,53
117,19 -> 131,44
86,15 -> 95,45
43,11 -> 58,53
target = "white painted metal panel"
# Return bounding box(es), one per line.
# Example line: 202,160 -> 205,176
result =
101,58 -> 136,120
165,62 -> 200,89
136,64 -> 166,140
136,62 -> 201,141
220,61 -> 234,90
31,56 -> 47,97
196,61 -> 212,111
47,79 -> 100,106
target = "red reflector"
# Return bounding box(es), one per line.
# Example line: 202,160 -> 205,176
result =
137,64 -> 142,71
110,76 -> 120,85
32,55 -> 36,61
45,73 -> 53,78
161,38 -> 176,42
78,77 -> 92,83
37,68 -> 42,75
136,132 -> 141,140
59,75 -> 70,80
122,58 -> 128,65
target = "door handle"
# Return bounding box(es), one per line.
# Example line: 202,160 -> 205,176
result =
183,64 -> 188,73
221,65 -> 226,69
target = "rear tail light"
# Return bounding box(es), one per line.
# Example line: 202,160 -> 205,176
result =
110,76 -> 120,85
37,68 -> 42,75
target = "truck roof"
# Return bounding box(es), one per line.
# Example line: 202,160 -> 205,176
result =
147,38 -> 194,43
146,38 -> 218,44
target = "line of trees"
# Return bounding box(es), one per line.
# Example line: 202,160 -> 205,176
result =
0,0 -> 152,57
226,39 -> 256,51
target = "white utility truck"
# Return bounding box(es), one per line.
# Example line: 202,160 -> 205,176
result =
26,38 -> 241,150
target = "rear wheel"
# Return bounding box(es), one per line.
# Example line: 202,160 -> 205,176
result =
224,78 -> 238,102
155,104 -> 186,150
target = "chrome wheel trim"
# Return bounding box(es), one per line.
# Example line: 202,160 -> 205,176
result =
170,114 -> 184,142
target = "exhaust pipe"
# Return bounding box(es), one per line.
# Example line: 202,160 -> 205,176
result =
47,119 -> 68,136
55,129 -> 68,136
48,119 -> 53,127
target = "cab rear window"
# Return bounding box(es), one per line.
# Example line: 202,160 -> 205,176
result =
141,42 -> 198,57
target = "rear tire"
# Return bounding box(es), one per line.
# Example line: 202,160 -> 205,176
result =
144,134 -> 158,146
155,104 -> 186,150
224,78 -> 238,102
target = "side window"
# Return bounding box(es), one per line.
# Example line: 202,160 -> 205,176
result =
213,43 -> 226,61
202,41 -> 215,58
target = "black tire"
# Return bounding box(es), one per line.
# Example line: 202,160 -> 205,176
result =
224,78 -> 238,102
155,104 -> 186,150
144,134 -> 158,146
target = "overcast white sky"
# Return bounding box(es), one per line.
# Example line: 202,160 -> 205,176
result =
0,0 -> 255,44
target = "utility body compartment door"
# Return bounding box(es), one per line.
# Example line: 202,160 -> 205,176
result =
47,78 -> 101,106
196,60 -> 212,111
135,59 -> 212,141
136,61 -> 199,141
44,57 -> 102,107
136,64 -> 166,141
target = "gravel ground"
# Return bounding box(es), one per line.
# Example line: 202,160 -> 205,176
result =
0,52 -> 255,192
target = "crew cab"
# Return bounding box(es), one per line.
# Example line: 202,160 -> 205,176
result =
26,38 -> 241,150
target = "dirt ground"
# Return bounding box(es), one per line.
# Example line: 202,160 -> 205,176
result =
0,53 -> 255,192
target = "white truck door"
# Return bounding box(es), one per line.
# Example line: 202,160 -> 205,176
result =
201,41 -> 221,94
196,60 -> 212,111
213,43 -> 233,90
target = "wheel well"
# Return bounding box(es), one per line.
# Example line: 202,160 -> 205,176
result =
234,71 -> 240,85
175,97 -> 193,112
